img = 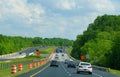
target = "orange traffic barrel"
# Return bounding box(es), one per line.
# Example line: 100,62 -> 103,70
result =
11,64 -> 17,74
28,63 -> 32,69
18,64 -> 23,71
40,61 -> 42,65
33,62 -> 37,68
37,62 -> 39,66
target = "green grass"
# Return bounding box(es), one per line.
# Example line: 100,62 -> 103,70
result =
0,56 -> 42,77
66,47 -> 120,77
0,63 -> 33,77
0,47 -> 55,77
66,47 -> 72,55
110,69 -> 120,76
39,47 -> 56,54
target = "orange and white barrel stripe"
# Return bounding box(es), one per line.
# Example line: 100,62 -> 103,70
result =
18,64 -> 23,71
11,65 -> 17,74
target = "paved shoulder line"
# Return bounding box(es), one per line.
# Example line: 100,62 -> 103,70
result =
93,73 -> 103,77
30,64 -> 50,77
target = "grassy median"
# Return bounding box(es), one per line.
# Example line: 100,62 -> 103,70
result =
66,47 -> 72,54
0,47 -> 56,77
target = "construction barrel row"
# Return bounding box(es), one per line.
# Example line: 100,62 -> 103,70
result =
11,58 -> 48,74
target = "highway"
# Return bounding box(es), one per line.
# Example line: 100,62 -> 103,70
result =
28,48 -> 119,77
17,48 -> 119,77
0,46 -> 45,60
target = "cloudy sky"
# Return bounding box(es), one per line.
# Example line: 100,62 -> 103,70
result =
0,0 -> 119,40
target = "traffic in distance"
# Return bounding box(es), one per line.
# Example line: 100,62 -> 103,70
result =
17,47 -> 119,77
51,47 -> 93,74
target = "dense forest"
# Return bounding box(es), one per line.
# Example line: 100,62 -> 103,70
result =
71,15 -> 120,70
0,35 -> 73,55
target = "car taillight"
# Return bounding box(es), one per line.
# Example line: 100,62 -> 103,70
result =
79,66 -> 83,68
88,66 -> 92,68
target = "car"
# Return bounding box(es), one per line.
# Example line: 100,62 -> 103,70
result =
50,60 -> 59,67
55,56 -> 59,59
55,54 -> 58,56
62,54 -> 64,56
59,49 -> 63,53
64,59 -> 69,64
67,61 -> 76,68
76,62 -> 92,74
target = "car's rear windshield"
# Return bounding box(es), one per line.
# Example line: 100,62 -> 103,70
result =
51,60 -> 57,62
80,63 -> 90,65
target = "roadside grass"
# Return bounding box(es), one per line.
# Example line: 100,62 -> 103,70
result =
39,47 -> 56,54
0,47 -> 55,77
66,47 -> 72,55
110,69 -> 120,76
65,47 -> 120,77
0,63 -> 33,77
0,56 -> 42,77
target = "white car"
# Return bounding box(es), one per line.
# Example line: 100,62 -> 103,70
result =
76,62 -> 92,74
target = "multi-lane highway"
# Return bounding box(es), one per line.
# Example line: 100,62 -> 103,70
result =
0,46 -> 46,60
27,48 -> 119,77
17,48 -> 119,77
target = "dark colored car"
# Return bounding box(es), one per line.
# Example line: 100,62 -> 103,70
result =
67,61 -> 76,68
62,54 -> 64,56
55,56 -> 59,59
50,60 -> 59,67
65,59 -> 69,64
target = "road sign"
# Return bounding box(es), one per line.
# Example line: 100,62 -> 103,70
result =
80,55 -> 85,61
36,52 -> 40,56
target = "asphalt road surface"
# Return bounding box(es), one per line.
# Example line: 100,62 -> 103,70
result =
0,46 -> 44,60
17,48 -> 119,77
30,48 -> 119,77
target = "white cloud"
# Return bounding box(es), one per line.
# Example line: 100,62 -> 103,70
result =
0,0 -> 119,40
0,0 -> 29,18
56,0 -> 76,10
89,0 -> 115,13
0,0 -> 45,24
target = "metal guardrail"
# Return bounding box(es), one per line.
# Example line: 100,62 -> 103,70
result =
66,49 -> 110,72
0,60 -> 32,70
92,65 -> 110,72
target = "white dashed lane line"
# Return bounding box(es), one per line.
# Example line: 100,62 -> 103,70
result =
60,62 -> 72,77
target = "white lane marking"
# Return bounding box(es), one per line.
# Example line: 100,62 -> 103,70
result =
60,62 -> 72,76
69,74 -> 72,76
93,73 -> 103,77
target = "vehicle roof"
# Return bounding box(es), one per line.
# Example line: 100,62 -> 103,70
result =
79,62 -> 91,64
51,60 -> 57,62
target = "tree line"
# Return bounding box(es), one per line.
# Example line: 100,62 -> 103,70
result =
71,15 -> 120,70
0,35 -> 73,55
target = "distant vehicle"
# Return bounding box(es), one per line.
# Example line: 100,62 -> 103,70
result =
59,49 -> 63,53
69,59 -> 73,61
62,54 -> 64,56
50,60 -> 59,67
64,59 -> 69,64
55,54 -> 58,56
56,50 -> 59,53
55,56 -> 59,59
67,61 -> 76,68
76,62 -> 92,74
